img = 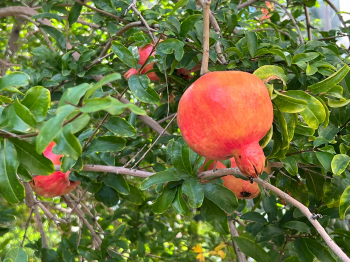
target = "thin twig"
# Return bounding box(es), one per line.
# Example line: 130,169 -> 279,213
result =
21,208 -> 34,247
37,202 -> 68,224
33,204 -> 48,248
228,221 -> 247,262
131,113 -> 177,168
303,4 -> 312,41
123,144 -> 148,168
279,240 -> 288,262
130,2 -> 156,43
82,113 -> 109,151
200,0 -> 211,75
66,187 -> 89,221
265,0 -> 304,44
157,113 -> 177,124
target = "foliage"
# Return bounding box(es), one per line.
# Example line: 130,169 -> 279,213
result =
1,0 -> 350,261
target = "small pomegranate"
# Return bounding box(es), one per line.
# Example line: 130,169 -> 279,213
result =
124,44 -> 160,81
178,71 -> 273,178
30,171 -> 80,198
30,142 -> 80,197
200,158 -> 261,199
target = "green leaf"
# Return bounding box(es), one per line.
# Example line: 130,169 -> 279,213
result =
331,154 -> 350,176
32,12 -> 64,24
292,52 -> 319,64
308,65 -> 349,94
172,187 -> 189,215
171,141 -> 193,178
323,176 -> 349,206
0,72 -> 29,90
111,42 -> 138,69
84,136 -> 126,154
128,75 -> 160,103
294,238 -> 315,262
68,1 -> 83,26
316,151 -> 334,172
36,105 -> 76,154
180,14 -> 201,38
169,0 -> 189,15
4,247 -> 28,262
6,104 -> 34,133
14,98 -> 37,127
240,212 -> 267,223
103,117 -> 136,137
65,113 -> 90,134
141,170 -> 181,190
9,138 -> 54,176
84,73 -> 121,101
253,65 -> 287,85
201,198 -> 229,235
304,238 -> 336,262
284,221 -> 311,234
54,125 -> 82,160
285,90 -> 326,129
182,177 -> 203,208
254,48 -> 291,66
156,39 -> 185,62
304,169 -> 325,200
80,97 -> 113,113
327,97 -> 350,108
274,93 -> 307,113
281,156 -> 298,176
262,195 -> 277,221
246,31 -> 258,57
202,183 -> 238,215
339,185 -> 350,219
232,237 -> 271,262
95,184 -> 119,207
123,184 -> 145,205
152,185 -> 177,214
104,173 -> 130,195
21,86 -> 50,122
0,140 -> 24,203
41,25 -> 66,51
58,83 -> 90,108
256,225 -> 283,243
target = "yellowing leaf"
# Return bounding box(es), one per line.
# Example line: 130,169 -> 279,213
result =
192,244 -> 203,253
214,242 -> 227,252
209,251 -> 217,256
218,250 -> 226,259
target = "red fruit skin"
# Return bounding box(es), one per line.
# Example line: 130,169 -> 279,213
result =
30,171 -> 80,198
43,142 -> 63,165
201,158 -> 260,199
30,142 -> 80,197
178,71 -> 273,178
124,44 -> 160,81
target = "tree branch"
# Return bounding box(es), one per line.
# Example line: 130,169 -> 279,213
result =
228,220 -> 247,262
266,0 -> 304,44
303,4 -> 312,41
200,0 -> 211,75
59,163 -> 350,261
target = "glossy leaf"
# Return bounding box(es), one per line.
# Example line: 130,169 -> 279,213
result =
58,83 -> 90,108
202,183 -> 238,215
84,136 -> 126,154
128,75 -> 160,103
21,86 -> 50,122
0,72 -> 29,90
246,31 -> 258,57
274,93 -> 307,113
54,125 -> 82,160
286,90 -> 326,129
253,65 -> 287,85
4,247 -> 28,262
123,184 -> 145,205
232,237 -> 271,262
172,187 -> 189,215
339,185 -> 350,220
152,186 -> 177,214
111,42 -> 138,68
304,238 -> 336,262
182,177 -> 203,208
294,238 -> 315,262
284,221 -> 311,233
281,156 -> 298,176
331,154 -> 350,176
308,64 -> 349,94
9,138 -> 54,176
103,117 -> 136,137
84,73 -> 121,101
180,15 -> 201,37
0,140 -> 24,203
201,198 -> 229,235
141,170 -> 181,190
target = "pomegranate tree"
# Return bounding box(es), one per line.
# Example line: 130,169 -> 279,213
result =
178,71 -> 273,178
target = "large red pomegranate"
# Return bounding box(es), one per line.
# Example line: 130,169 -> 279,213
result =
30,142 -> 80,197
124,44 -> 160,81
200,158 -> 261,199
178,71 -> 273,178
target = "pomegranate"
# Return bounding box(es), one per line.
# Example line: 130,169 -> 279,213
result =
29,142 -> 80,197
178,71 -> 273,178
177,64 -> 201,81
30,171 -> 80,198
200,158 -> 261,199
124,44 -> 160,81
